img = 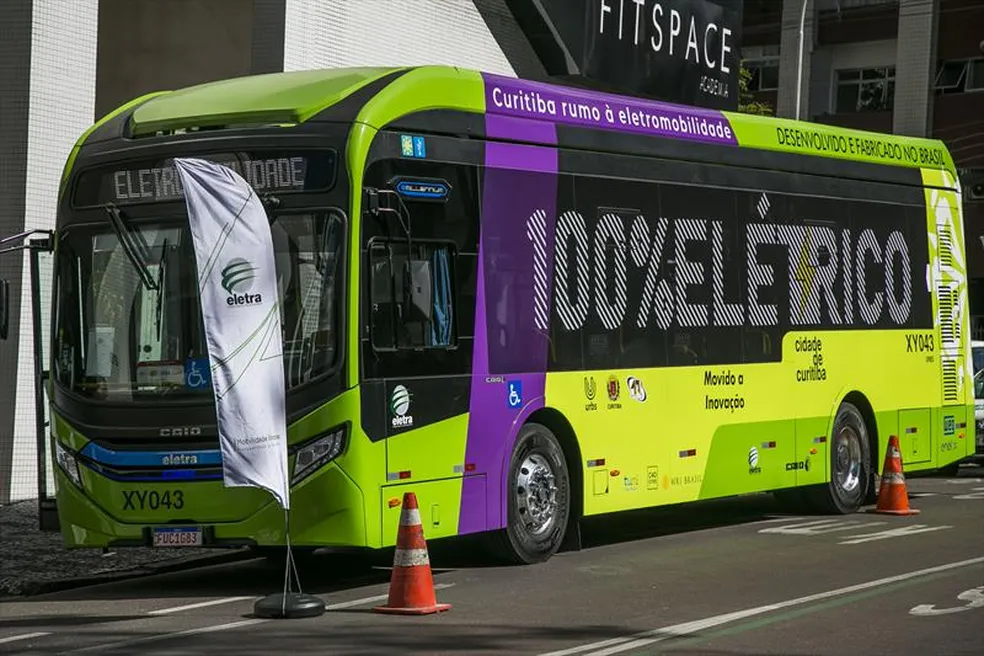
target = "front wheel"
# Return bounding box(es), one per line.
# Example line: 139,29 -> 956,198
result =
806,402 -> 872,514
494,422 -> 571,564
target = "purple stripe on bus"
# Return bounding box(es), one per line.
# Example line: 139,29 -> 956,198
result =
483,72 -> 737,147
458,104 -> 559,535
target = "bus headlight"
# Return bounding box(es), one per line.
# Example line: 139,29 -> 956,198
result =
291,425 -> 347,485
54,440 -> 83,488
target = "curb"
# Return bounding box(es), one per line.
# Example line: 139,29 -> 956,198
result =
3,549 -> 259,597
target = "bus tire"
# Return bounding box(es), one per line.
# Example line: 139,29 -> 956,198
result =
496,421 -> 571,565
807,401 -> 872,514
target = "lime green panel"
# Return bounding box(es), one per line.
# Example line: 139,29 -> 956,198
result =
352,66 -> 486,131
287,386 -> 385,547
898,408 -> 933,465
385,414 -> 469,482
547,326 -> 945,517
344,122 -> 373,390
933,405 -> 970,462
59,91 -> 170,200
725,112 -> 956,178
52,411 -> 92,453
699,419 -> 797,497
52,461 -> 367,549
130,67 -> 402,135
79,465 -> 270,525
379,477 -> 464,547
794,416 -> 829,487
871,409 -> 900,471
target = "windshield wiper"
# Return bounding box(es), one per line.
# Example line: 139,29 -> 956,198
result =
154,238 -> 168,340
103,203 -> 158,291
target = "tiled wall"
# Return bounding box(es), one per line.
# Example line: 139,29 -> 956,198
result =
283,0 -> 515,75
7,0 -> 98,502
0,0 -> 33,505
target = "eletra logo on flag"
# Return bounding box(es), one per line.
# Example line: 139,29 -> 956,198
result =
221,258 -> 262,307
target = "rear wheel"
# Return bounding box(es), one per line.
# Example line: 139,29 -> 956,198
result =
806,402 -> 872,514
494,422 -> 571,564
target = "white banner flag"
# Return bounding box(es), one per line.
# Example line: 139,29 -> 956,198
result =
174,157 -> 290,510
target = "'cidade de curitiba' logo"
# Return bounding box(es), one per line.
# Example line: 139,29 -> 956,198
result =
221,258 -> 262,307
390,384 -> 413,428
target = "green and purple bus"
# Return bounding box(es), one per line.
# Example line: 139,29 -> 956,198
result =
0,65 -> 973,564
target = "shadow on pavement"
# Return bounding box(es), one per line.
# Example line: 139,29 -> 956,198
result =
0,613 -> 143,629
0,491 -> 802,607
16,622 -> 694,656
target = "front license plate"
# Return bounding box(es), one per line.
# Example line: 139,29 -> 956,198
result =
152,527 -> 203,547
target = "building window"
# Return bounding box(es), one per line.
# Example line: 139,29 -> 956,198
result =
935,58 -> 984,95
835,67 -> 895,113
742,45 -> 780,92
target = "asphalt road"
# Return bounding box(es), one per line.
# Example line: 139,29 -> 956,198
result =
1,464 -> 982,656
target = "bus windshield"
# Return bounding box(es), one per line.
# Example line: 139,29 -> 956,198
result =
52,211 -> 345,401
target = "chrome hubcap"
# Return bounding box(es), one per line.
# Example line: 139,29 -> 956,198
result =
515,453 -> 558,535
834,425 -> 862,500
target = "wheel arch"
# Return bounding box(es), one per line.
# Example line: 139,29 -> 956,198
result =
525,406 -> 584,526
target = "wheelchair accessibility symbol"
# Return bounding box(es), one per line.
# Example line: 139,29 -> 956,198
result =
185,358 -> 211,390
507,380 -> 523,409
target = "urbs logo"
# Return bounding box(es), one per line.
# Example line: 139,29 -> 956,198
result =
221,258 -> 262,306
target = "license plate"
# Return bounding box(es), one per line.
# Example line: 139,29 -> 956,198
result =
152,527 -> 203,547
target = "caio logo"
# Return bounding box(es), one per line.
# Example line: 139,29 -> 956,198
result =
221,258 -> 262,307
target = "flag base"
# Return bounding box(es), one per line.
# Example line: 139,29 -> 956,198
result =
253,592 -> 326,619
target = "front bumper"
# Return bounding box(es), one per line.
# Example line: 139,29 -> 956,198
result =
52,461 -> 368,549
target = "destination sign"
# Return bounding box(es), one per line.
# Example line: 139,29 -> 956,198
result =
72,150 -> 337,207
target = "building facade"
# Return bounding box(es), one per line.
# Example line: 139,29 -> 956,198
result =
742,0 -> 984,329
1,0 -> 981,503
0,0 -> 546,504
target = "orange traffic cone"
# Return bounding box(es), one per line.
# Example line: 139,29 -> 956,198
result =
868,435 -> 920,516
374,492 -> 452,615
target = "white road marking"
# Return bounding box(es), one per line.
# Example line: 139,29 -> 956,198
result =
752,515 -> 809,524
148,596 -> 255,615
0,632 -> 51,645
837,524 -> 952,545
758,519 -> 886,536
910,586 -> 984,616
538,556 -> 984,656
325,582 -> 454,610
758,519 -> 952,545
61,620 -> 265,654
57,583 -> 455,654
953,486 -> 984,500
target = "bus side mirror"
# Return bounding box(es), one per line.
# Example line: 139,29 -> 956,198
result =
0,279 -> 9,340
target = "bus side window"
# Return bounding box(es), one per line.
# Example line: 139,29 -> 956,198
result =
369,240 -> 457,351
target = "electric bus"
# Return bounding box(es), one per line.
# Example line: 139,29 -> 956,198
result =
0,65 -> 972,564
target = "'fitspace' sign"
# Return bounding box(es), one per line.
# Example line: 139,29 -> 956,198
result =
507,0 -> 743,110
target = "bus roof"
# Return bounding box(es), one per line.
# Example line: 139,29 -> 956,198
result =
66,64 -> 959,186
